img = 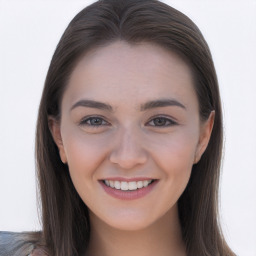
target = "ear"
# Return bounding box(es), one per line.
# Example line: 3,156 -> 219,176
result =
48,116 -> 67,164
194,111 -> 215,164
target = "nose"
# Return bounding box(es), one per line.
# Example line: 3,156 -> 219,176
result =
109,128 -> 148,170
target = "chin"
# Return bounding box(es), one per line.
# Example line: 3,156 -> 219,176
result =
94,208 -> 163,232
106,218 -> 154,231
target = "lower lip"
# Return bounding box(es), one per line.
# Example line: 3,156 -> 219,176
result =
100,180 -> 159,200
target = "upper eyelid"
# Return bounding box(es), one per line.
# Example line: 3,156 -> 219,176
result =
147,114 -> 178,123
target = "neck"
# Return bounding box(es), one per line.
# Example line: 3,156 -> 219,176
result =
85,204 -> 186,256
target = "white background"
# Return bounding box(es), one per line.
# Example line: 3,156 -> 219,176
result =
0,1 -> 255,255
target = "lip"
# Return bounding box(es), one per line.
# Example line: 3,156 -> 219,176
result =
99,179 -> 159,200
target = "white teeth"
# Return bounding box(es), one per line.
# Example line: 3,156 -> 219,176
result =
114,181 -> 121,189
109,180 -> 115,188
128,181 -> 137,190
143,180 -> 149,187
137,181 -> 143,188
121,181 -> 129,190
104,179 -> 153,191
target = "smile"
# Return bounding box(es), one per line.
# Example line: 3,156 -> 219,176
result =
104,179 -> 155,191
100,178 -> 158,200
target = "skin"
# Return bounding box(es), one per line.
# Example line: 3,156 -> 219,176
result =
49,41 -> 214,256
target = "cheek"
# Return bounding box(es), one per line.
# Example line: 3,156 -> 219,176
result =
62,128 -> 111,180
61,131 -> 112,208
148,130 -> 198,199
148,129 -> 198,173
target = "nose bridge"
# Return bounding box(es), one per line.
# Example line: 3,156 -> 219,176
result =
109,125 -> 148,169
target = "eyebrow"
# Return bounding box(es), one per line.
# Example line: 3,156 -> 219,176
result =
70,98 -> 186,112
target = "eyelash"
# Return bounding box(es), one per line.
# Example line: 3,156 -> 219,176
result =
79,115 -> 177,128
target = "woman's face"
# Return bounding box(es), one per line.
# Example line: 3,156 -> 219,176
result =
50,41 -> 213,231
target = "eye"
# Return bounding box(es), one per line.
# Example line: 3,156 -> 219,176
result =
147,116 -> 177,127
79,115 -> 177,128
79,116 -> 110,128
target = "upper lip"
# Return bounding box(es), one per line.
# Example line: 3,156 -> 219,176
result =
101,177 -> 157,182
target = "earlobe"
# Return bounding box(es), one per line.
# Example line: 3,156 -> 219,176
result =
194,111 -> 215,164
48,116 -> 67,164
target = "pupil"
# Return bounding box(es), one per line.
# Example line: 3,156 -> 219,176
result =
154,118 -> 165,126
91,118 -> 101,125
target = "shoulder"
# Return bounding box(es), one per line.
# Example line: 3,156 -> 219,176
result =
0,231 -> 45,256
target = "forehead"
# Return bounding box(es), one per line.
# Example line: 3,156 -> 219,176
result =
62,41 -> 197,111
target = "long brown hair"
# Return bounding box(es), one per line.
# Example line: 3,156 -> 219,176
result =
35,0 -> 236,255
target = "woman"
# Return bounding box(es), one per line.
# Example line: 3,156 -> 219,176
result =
0,0 -> 236,255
